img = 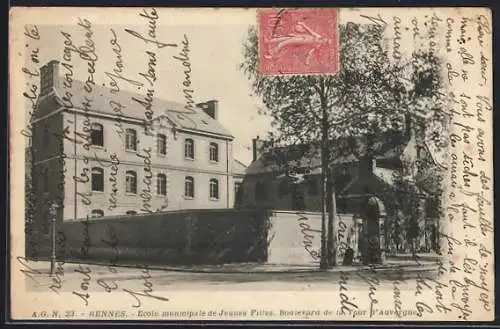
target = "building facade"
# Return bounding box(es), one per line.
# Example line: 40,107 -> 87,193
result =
238,117 -> 439,211
236,119 -> 442,254
237,137 -> 406,213
30,60 -> 246,238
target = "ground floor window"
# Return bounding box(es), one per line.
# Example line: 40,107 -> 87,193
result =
91,209 -> 104,218
185,176 -> 195,198
210,178 -> 219,200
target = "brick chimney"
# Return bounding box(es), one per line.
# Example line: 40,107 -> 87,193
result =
252,136 -> 265,162
39,60 -> 60,96
197,100 -> 218,120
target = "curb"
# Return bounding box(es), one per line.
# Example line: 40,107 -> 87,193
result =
149,264 -> 438,274
83,265 -> 439,281
24,261 -> 438,276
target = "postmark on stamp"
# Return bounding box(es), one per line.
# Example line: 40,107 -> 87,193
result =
258,8 -> 339,76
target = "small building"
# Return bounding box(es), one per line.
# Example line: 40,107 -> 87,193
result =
29,60 -> 246,244
237,116 -> 443,254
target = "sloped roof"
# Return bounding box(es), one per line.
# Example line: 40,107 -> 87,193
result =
232,159 -> 247,176
339,174 -> 391,197
50,80 -> 233,138
246,131 -> 408,175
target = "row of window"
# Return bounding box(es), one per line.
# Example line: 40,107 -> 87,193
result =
41,181 -> 243,227
185,138 -> 219,162
90,124 -> 220,162
252,172 -> 352,203
91,168 -> 221,199
89,209 -> 138,218
96,125 -> 169,155
86,181 -> 238,218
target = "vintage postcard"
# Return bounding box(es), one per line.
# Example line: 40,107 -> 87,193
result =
9,7 -> 493,321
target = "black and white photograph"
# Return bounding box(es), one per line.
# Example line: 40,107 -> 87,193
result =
9,7 -> 493,321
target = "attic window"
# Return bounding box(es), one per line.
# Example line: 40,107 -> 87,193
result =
201,120 -> 208,125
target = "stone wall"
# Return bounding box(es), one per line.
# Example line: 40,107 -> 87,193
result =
54,208 -> 270,265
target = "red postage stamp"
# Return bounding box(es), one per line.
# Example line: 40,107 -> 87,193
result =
258,8 -> 339,76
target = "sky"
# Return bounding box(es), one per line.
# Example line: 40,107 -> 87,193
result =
23,7 -> 455,165
34,19 -> 273,165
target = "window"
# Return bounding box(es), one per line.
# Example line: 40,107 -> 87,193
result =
234,182 -> 243,204
308,178 -> 318,196
335,165 -> 352,193
278,179 -> 290,197
209,178 -> 219,200
209,142 -> 219,162
91,123 -> 104,147
157,173 -> 167,196
42,167 -> 49,193
234,182 -> 242,198
184,176 -> 194,198
126,210 -> 137,215
255,181 -> 268,202
125,171 -> 137,194
125,129 -> 137,151
91,209 -> 104,218
91,167 -> 104,192
157,134 -> 167,155
184,138 -> 194,159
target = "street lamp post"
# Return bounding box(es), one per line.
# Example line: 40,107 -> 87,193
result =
353,214 -> 363,262
49,201 -> 59,276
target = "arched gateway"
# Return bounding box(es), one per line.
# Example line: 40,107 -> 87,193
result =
361,196 -> 387,265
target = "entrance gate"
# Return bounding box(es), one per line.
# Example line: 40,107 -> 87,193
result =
361,196 -> 387,264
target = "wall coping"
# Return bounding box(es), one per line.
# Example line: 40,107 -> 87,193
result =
270,210 -> 322,216
67,208 -> 269,223
64,208 -> 358,224
270,210 -> 358,217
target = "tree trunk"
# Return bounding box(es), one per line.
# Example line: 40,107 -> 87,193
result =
327,170 -> 337,267
320,146 -> 328,270
435,201 -> 440,253
411,237 -> 416,256
319,85 -> 329,270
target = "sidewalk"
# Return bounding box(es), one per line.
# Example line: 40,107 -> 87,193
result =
22,256 -> 438,277
145,257 -> 438,274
